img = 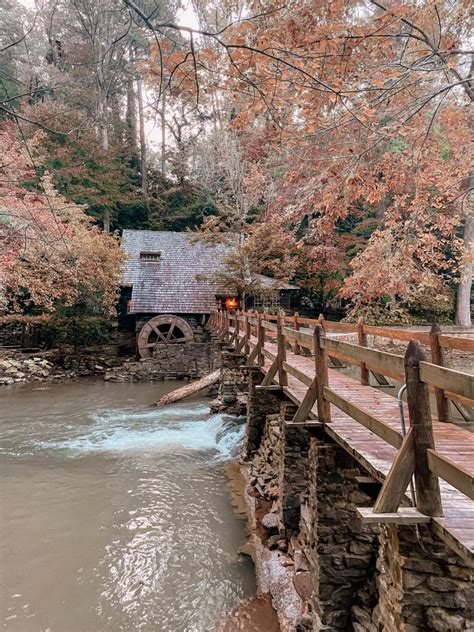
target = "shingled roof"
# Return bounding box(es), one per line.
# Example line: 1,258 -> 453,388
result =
122,230 -> 298,314
122,230 -> 229,314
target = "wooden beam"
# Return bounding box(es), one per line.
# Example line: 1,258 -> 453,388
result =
450,399 -> 474,422
420,362 -> 474,402
357,507 -> 431,525
363,325 -> 431,346
282,326 -> 314,350
261,359 -> 279,386
357,317 -> 370,386
293,312 -> 301,355
261,320 -> 278,332
438,335 -> 474,352
323,387 -> 403,448
282,361 -> 313,387
291,379 -> 318,424
322,337 -> 405,381
430,324 -> 451,423
277,312 -> 288,387
244,314 -> 250,355
257,313 -> 265,367
370,372 -> 391,386
247,344 -> 259,365
234,332 -> 246,354
314,325 -> 331,423
329,356 -> 346,368
373,428 -> 415,513
355,476 -> 379,485
262,347 -> 277,361
427,450 -> 474,500
405,341 -> 443,517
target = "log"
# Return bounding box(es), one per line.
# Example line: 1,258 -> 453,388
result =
154,370 -> 220,406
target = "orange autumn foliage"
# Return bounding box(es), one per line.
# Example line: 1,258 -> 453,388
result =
0,128 -> 124,315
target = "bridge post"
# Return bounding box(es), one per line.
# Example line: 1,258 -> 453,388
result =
225,310 -> 230,343
357,317 -> 370,386
257,312 -> 265,367
430,324 -> 451,423
241,368 -> 280,461
244,312 -> 250,356
277,311 -> 288,387
293,312 -> 301,355
314,324 -> 331,423
234,310 -> 240,343
404,340 -> 443,517
279,402 -> 311,532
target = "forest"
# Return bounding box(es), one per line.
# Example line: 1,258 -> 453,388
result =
1,0 -> 472,330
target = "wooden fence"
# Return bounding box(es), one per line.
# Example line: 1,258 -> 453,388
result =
208,309 -> 474,524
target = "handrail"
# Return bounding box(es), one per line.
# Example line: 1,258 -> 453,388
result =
321,337 -> 405,382
420,362 -> 474,402
438,335 -> 474,352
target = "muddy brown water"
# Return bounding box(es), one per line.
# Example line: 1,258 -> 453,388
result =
0,381 -> 256,632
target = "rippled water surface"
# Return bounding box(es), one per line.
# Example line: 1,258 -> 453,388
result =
0,381 -> 255,632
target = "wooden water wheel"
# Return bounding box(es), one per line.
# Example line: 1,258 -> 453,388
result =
137,315 -> 194,358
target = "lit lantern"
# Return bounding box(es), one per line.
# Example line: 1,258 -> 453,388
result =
225,296 -> 237,310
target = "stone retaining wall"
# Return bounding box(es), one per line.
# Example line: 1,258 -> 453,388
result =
225,352 -> 474,631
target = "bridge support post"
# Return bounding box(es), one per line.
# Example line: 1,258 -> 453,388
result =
257,312 -> 265,367
293,312 -> 300,355
241,368 -> 280,461
377,524 -> 474,631
405,340 -> 443,518
314,324 -> 331,423
277,312 -> 288,387
278,402 -> 311,532
430,324 -> 452,423
299,434 -> 380,630
357,316 -> 370,386
213,350 -> 249,415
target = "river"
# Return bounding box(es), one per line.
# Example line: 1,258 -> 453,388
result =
0,381 -> 255,632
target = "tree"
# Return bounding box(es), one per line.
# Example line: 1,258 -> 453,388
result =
0,127 -> 123,315
125,0 -> 472,324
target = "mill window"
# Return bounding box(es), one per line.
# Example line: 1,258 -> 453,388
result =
140,251 -> 161,262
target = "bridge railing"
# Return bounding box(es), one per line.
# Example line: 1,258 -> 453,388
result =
209,309 -> 474,523
211,309 -> 474,423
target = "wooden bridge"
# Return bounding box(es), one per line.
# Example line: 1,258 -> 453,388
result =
208,310 -> 474,563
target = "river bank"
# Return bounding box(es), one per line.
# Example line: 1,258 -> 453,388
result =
0,346 -> 207,386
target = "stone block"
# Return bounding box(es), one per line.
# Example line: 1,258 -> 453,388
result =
426,575 -> 466,592
426,607 -> 466,631
402,572 -> 427,590
343,553 -> 373,569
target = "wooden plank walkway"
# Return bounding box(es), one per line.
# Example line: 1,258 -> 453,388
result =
238,328 -> 474,563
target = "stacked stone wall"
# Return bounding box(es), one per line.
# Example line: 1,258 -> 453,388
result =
215,347 -> 474,631
241,368 -> 280,461
211,350 -> 249,414
298,436 -> 380,630
279,403 -> 311,534
377,523 -> 474,631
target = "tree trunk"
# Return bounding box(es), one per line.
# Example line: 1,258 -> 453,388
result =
103,208 -> 111,234
136,76 -> 147,194
154,370 -> 220,406
161,89 -> 166,175
98,91 -> 110,233
455,207 -> 473,327
126,76 -> 138,157
98,91 -> 109,152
